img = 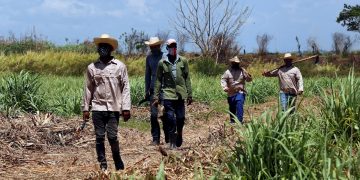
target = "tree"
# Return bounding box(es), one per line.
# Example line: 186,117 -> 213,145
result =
155,30 -> 170,48
176,31 -> 188,54
256,34 -> 272,56
332,32 -> 355,55
119,28 -> 149,57
295,36 -> 302,57
212,33 -> 242,63
336,4 -> 360,33
173,0 -> 250,63
307,37 -> 320,54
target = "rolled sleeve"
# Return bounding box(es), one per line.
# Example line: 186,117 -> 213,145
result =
120,66 -> 131,110
296,68 -> 304,92
154,61 -> 163,101
221,71 -> 229,90
81,67 -> 94,111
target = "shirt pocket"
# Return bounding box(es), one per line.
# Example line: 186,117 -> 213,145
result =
93,75 -> 103,86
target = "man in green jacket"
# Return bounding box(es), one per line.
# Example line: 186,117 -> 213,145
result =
153,39 -> 192,149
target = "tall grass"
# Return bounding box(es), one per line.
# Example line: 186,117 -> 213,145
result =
321,69 -> 360,140
0,71 -> 44,117
219,69 -> 360,179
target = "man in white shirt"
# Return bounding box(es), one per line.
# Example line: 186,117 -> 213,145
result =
262,53 -> 303,113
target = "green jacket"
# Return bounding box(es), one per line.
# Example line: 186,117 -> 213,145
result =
154,56 -> 192,100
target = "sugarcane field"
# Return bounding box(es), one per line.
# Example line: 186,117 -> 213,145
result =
1,1 -> 360,179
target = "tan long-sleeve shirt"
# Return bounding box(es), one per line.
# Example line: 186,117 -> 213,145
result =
221,67 -> 252,97
81,58 -> 131,112
268,66 -> 303,94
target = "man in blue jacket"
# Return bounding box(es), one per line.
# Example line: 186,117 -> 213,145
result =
144,37 -> 168,145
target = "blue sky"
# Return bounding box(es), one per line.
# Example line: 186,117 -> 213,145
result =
0,0 -> 359,53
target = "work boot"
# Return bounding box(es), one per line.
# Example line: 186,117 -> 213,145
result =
176,130 -> 183,147
100,162 -> 107,171
164,132 -> 169,143
96,138 -> 107,170
151,140 -> 160,146
115,159 -> 124,171
169,133 -> 177,149
109,138 -> 124,170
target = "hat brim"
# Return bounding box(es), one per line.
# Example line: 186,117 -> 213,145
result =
144,40 -> 164,46
230,60 -> 241,63
94,38 -> 118,50
284,57 -> 294,60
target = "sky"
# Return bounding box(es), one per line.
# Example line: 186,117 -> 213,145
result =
0,0 -> 359,53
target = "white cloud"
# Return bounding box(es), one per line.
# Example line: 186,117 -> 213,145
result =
280,1 -> 299,14
29,0 -> 124,18
125,0 -> 149,15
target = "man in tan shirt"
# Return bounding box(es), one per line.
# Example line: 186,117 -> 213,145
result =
221,56 -> 252,124
262,53 -> 303,113
81,34 -> 131,171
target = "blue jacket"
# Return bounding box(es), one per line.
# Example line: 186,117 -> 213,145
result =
145,51 -> 164,94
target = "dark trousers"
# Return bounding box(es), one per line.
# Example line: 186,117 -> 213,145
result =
92,111 -> 124,170
150,95 -> 168,143
227,93 -> 246,123
163,99 -> 185,145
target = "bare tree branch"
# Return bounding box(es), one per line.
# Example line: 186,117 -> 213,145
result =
173,0 -> 250,62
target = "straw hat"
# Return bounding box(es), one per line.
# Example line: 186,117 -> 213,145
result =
283,53 -> 294,60
166,39 -> 177,46
144,37 -> 163,46
229,56 -> 241,63
94,34 -> 118,50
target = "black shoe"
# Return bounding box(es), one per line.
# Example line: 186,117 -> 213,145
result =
164,133 -> 169,143
151,140 -> 160,146
176,133 -> 183,147
100,162 -> 107,171
115,160 -> 124,171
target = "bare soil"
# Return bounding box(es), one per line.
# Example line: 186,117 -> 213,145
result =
0,98 -> 317,179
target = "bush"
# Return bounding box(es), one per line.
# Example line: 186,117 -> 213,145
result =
191,57 -> 227,76
321,69 -> 360,140
247,78 -> 277,104
0,71 -> 44,117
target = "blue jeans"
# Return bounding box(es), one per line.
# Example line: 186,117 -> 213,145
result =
227,93 -> 246,123
280,92 -> 297,113
163,99 -> 185,141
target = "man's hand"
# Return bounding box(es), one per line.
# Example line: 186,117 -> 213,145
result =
83,111 -> 90,122
122,110 -> 131,122
152,99 -> 159,107
187,97 -> 193,106
262,71 -> 269,77
297,91 -> 303,95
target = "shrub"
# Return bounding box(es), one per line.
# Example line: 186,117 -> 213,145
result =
321,69 -> 360,140
191,57 -> 227,76
0,71 -> 44,117
246,78 -> 277,104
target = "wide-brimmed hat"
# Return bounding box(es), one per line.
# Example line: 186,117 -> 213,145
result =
166,39 -> 177,46
94,34 -> 118,51
144,37 -> 163,46
229,56 -> 241,63
283,53 -> 294,60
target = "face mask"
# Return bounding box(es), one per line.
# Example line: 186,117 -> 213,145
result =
284,59 -> 292,67
98,46 -> 112,57
231,63 -> 240,69
151,48 -> 161,54
168,47 -> 177,56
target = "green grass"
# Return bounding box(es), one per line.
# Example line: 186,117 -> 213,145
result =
1,71 -> 358,118
218,69 -> 360,179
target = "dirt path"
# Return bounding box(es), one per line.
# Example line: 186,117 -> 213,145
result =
0,98 -> 316,179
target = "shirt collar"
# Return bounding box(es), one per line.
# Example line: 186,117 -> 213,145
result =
95,57 -> 117,65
